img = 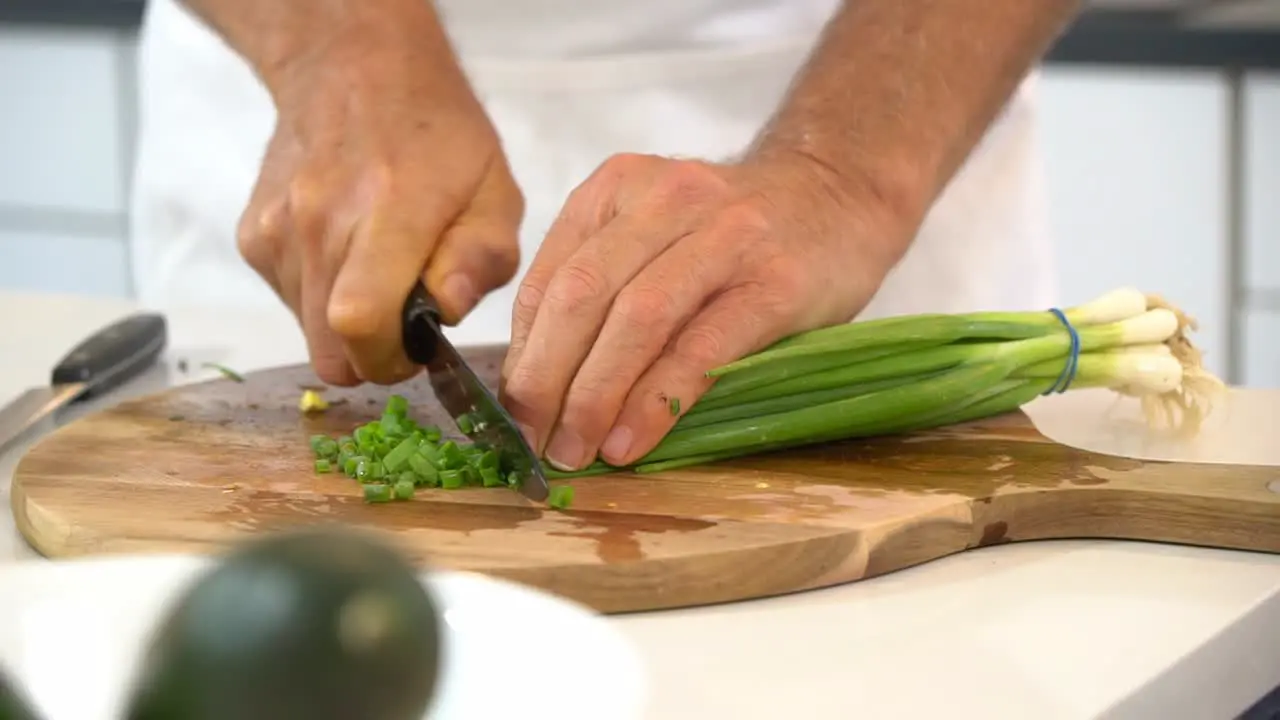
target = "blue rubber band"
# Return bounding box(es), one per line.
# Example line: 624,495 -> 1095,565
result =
1042,307 -> 1080,395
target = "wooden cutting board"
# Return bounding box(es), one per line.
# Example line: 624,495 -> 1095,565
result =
11,345 -> 1280,613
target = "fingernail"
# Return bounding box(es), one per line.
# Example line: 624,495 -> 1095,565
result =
601,425 -> 632,463
545,430 -> 586,472
440,273 -> 478,318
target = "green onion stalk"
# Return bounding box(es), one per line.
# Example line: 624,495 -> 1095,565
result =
569,287 -> 1226,476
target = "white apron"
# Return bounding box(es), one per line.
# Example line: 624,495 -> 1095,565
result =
129,0 -> 1057,352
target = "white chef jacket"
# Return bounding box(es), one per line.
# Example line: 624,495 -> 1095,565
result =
128,0 -> 1057,349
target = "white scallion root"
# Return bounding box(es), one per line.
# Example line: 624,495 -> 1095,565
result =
1137,294 -> 1228,437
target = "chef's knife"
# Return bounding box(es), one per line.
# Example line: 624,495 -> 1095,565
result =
401,281 -> 550,502
0,313 -> 168,457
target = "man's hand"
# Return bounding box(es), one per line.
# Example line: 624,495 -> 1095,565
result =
500,153 -> 909,470
181,0 -> 523,386
498,0 -> 1082,471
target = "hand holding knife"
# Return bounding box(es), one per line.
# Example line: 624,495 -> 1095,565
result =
402,281 -> 551,502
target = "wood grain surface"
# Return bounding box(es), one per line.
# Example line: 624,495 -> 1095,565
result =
11,345 -> 1280,613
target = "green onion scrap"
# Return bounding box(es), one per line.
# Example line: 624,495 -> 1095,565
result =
202,362 -> 245,382
548,485 -> 575,510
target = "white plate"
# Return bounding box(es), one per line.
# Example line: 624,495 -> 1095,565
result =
0,555 -> 648,720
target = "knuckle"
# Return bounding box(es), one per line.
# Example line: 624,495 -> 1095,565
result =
553,184 -> 600,230
236,200 -> 287,273
651,160 -> 727,205
673,323 -> 729,370
613,283 -> 679,334
326,296 -> 382,341
286,177 -> 329,246
559,384 -> 611,430
600,152 -> 650,177
545,262 -> 610,316
285,175 -> 323,220
715,201 -> 773,238
500,362 -> 555,414
760,256 -> 810,314
511,279 -> 545,327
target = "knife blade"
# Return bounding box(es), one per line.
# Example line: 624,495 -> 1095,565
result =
401,281 -> 550,502
0,312 -> 168,457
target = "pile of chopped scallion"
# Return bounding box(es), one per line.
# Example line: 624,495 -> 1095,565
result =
309,394 -> 574,508
308,287 -> 1225,507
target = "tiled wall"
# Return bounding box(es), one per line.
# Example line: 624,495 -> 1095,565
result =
0,25 -> 1276,387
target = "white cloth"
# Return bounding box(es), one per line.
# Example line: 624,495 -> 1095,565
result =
129,0 -> 1056,349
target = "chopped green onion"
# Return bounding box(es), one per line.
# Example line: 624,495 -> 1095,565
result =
439,469 -> 463,489
459,465 -> 479,486
393,479 -> 415,500
363,484 -> 393,503
381,413 -> 405,437
382,436 -> 418,473
314,459 -> 333,473
385,394 -> 409,418
342,456 -> 362,477
548,485 -> 574,510
408,454 -> 438,486
456,413 -> 475,435
480,467 -> 503,487
438,441 -> 464,469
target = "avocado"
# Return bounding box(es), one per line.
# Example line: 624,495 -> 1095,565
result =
0,665 -> 44,720
123,526 -> 442,720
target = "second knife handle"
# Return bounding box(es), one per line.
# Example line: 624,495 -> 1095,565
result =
50,313 -> 168,399
402,281 -> 444,366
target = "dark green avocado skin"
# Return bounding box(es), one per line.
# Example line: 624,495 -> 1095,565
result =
123,526 -> 443,720
0,666 -> 44,720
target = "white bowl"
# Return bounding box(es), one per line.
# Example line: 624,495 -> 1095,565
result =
0,555 -> 648,720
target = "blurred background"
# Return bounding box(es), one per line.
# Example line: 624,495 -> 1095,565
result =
0,0 -> 1276,387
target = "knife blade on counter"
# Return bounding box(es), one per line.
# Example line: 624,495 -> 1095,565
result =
401,281 -> 550,502
0,313 -> 168,457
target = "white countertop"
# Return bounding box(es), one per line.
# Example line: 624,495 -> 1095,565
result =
2,289 -> 1278,720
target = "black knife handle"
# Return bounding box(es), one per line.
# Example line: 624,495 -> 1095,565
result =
50,312 -> 168,399
402,281 -> 444,366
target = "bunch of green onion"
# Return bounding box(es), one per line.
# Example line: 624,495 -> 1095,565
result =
566,286 -> 1224,476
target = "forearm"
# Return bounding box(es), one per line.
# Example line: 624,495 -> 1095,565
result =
177,0 -> 456,99
753,0 -> 1082,236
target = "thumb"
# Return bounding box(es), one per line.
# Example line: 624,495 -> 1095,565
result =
424,163 -> 524,324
